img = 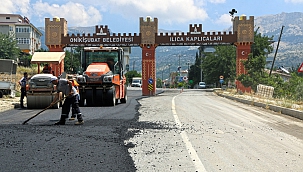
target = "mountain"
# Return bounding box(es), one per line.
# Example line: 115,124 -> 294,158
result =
38,12 -> 303,79
255,12 -> 303,69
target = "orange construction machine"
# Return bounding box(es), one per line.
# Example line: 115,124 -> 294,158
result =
76,47 -> 127,106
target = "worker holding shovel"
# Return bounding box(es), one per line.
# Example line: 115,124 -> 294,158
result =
50,76 -> 84,125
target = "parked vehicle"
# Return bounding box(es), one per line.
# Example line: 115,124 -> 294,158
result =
0,59 -> 17,98
131,77 -> 142,87
198,82 -> 206,89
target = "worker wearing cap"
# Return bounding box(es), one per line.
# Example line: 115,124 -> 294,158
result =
50,76 -> 84,125
18,72 -> 29,108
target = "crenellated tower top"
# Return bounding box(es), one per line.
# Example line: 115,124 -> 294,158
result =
45,17 -> 67,48
233,15 -> 254,43
140,17 -> 158,45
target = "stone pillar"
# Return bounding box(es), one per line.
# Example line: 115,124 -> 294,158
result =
141,45 -> 156,96
140,17 -> 158,96
233,15 -> 254,93
235,42 -> 252,93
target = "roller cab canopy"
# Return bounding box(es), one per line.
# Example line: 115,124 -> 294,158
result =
31,52 -> 65,64
31,52 -> 65,77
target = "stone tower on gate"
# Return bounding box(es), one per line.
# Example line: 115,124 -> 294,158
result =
44,17 -> 68,77
140,17 -> 158,96
233,15 -> 254,93
45,17 -> 67,52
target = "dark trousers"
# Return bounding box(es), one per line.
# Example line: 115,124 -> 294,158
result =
20,87 -> 26,107
62,95 -> 82,120
72,94 -> 80,116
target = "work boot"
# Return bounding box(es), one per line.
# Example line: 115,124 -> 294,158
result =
75,113 -> 84,125
69,115 -> 76,121
75,120 -> 84,125
54,115 -> 67,125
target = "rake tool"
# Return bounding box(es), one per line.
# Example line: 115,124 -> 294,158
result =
22,97 -> 65,125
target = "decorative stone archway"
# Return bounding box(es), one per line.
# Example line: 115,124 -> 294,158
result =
45,16 -> 254,95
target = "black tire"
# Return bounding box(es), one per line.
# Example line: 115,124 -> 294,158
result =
79,98 -> 84,107
0,91 -> 3,98
96,89 -> 104,106
120,87 -> 127,103
106,87 -> 116,106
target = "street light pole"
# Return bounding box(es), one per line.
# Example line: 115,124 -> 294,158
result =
168,64 -> 171,78
132,60 -> 135,71
200,55 -> 203,82
186,61 -> 190,78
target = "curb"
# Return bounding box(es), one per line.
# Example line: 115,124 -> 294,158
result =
216,93 -> 303,121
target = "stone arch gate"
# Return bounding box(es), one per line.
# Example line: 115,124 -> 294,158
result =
45,16 -> 254,96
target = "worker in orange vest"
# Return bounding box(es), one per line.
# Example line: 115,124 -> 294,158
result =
69,76 -> 80,120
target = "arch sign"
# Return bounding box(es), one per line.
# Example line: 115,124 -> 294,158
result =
45,16 -> 254,95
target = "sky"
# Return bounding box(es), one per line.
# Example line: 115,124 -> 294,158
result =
1,0 -> 303,33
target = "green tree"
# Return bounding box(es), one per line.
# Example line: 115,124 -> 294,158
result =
125,70 -> 141,85
156,78 -> 162,88
188,52 -> 202,88
202,45 -> 236,87
237,29 -> 278,92
64,47 -> 81,74
0,33 -> 20,60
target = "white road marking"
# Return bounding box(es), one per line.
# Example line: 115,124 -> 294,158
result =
172,96 -> 207,172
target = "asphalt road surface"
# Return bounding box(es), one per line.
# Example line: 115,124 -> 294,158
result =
1,88 -> 303,172
128,89 -> 303,172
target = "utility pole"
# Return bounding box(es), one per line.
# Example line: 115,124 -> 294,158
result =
162,69 -> 164,88
270,25 -> 284,76
168,64 -> 171,86
178,54 -> 181,76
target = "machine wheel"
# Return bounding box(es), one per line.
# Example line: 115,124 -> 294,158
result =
106,87 -> 116,106
0,91 -> 3,98
120,87 -> 127,103
96,89 -> 104,106
79,98 -> 85,107
79,90 -> 84,106
86,90 -> 93,106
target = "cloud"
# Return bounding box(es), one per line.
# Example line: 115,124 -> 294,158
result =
284,0 -> 303,3
0,0 -> 30,15
106,0 -> 209,24
208,0 -> 226,3
214,14 -> 233,29
0,0 -> 218,28
31,1 -> 102,26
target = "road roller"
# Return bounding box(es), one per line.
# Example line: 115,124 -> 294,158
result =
76,47 -> 128,106
26,52 -> 65,109
26,73 -> 63,109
